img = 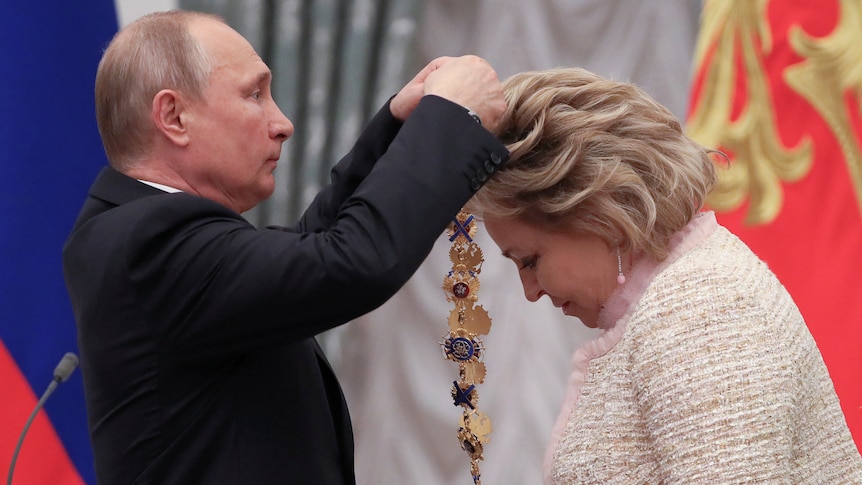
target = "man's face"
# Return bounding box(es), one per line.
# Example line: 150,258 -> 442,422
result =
184,18 -> 293,213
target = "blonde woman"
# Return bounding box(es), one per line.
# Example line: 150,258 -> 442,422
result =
467,67 -> 862,484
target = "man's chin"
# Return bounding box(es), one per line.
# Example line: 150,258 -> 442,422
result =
257,181 -> 276,202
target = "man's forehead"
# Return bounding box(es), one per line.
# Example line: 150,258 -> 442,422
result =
191,17 -> 259,59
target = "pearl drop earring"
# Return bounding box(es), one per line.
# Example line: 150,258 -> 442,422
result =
616,245 -> 626,285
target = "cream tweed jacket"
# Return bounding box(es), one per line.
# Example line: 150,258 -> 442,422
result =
546,212 -> 862,484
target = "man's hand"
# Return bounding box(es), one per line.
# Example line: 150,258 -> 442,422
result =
389,57 -> 453,122
423,55 -> 506,133
390,55 -> 506,133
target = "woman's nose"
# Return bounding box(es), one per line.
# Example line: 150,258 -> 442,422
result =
520,272 -> 544,302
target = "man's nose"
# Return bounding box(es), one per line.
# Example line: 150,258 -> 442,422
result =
270,105 -> 294,141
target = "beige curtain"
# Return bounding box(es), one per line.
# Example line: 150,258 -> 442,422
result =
340,2 -> 702,484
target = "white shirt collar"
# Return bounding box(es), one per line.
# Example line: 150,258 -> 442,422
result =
137,179 -> 182,193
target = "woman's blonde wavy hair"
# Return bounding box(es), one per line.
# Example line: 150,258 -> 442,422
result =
466,67 -> 717,261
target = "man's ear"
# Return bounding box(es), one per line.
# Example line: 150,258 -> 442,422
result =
152,89 -> 191,147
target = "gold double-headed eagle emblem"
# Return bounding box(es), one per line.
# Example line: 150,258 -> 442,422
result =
441,211 -> 493,484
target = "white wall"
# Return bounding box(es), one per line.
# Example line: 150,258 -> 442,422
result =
115,0 -> 178,27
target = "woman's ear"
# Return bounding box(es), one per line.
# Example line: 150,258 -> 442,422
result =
151,89 -> 190,147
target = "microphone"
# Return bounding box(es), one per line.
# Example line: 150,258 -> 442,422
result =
6,352 -> 80,485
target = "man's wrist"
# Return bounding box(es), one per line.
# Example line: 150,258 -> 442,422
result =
463,106 -> 482,126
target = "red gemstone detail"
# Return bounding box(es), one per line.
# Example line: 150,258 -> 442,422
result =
453,282 -> 470,298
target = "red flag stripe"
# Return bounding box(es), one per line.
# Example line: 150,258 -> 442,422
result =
0,340 -> 84,485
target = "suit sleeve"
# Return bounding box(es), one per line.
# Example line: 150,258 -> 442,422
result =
288,98 -> 403,233
122,95 -> 507,361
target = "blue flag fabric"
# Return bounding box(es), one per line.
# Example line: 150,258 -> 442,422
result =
0,1 -> 117,483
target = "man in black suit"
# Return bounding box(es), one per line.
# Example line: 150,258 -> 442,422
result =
62,10 -> 507,484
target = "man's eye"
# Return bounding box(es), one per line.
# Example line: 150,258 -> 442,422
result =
519,257 -> 537,270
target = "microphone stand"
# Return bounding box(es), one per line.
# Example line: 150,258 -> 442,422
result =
6,353 -> 79,485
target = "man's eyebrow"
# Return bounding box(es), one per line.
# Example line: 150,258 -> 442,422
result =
255,70 -> 272,84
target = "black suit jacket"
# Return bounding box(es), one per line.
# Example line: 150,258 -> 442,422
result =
62,96 -> 507,484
